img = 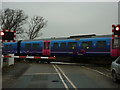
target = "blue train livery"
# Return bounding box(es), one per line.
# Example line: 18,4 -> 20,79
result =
2,37 -> 111,57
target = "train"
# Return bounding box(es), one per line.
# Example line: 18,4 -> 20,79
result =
2,34 -> 120,64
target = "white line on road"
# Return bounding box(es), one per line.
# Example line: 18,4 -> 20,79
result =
99,67 -> 110,72
82,66 -> 112,78
53,64 -> 69,90
24,73 -> 58,75
55,65 -> 78,90
51,62 -> 79,65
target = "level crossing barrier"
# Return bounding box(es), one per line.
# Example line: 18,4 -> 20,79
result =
1,54 -> 56,68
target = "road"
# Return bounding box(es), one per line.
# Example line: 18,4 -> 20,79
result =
2,62 -> 120,89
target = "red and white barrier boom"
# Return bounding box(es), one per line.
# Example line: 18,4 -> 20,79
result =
2,55 -> 56,59
1,54 -> 56,68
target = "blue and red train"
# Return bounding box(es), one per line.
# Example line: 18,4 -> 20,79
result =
2,36 -> 111,56
2,33 -> 120,63
2,25 -> 120,63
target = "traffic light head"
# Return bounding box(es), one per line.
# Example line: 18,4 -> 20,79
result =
0,30 -> 16,42
112,25 -> 120,35
2,32 -> 14,40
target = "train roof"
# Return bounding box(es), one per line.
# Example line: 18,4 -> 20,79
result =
21,34 -> 112,42
3,35 -> 111,44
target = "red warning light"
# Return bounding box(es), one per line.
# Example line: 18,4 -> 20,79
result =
115,26 -> 120,31
112,25 -> 120,36
0,31 -> 4,36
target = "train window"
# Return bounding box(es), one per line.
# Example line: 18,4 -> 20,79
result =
32,43 -> 39,50
82,41 -> 92,49
6,45 -> 8,49
25,44 -> 31,50
60,43 -> 66,49
5,45 -> 8,47
5,45 -> 8,50
9,44 -> 12,50
97,41 -> 106,48
6,44 -> 12,50
53,43 -> 59,49
68,42 -> 77,49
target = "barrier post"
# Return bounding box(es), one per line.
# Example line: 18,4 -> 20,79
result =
0,40 -> 2,68
0,37 -> 2,90
7,54 -> 14,66
0,55 -> 3,68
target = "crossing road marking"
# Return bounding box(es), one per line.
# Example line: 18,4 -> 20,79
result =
53,64 -> 69,90
55,65 -> 78,90
53,64 -> 78,90
24,73 -> 58,75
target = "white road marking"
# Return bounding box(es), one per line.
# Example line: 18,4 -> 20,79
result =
51,62 -> 80,65
82,66 -> 112,78
100,67 -> 110,72
55,65 -> 78,90
24,73 -> 58,75
53,64 -> 69,90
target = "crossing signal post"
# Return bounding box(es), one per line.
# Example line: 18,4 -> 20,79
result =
111,25 -> 120,57
0,30 -> 16,68
112,25 -> 120,37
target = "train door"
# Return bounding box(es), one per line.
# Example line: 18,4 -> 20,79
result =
42,41 -> 51,56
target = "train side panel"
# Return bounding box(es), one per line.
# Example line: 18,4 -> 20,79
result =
2,42 -> 17,54
20,41 -> 43,56
78,37 -> 111,57
51,40 -> 69,56
2,37 -> 112,58
51,39 -> 79,56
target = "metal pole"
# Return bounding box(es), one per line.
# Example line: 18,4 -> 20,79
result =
0,37 -> 2,68
0,35 -> 2,90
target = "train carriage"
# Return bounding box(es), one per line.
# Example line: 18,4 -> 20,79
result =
2,25 -> 120,63
3,42 -> 17,54
2,37 -> 114,57
78,37 -> 111,57
51,39 -> 79,56
20,40 -> 43,56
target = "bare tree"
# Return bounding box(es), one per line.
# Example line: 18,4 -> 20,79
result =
26,16 -> 47,40
0,8 -> 28,34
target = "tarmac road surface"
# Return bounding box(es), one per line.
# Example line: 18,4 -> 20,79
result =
2,62 -> 120,89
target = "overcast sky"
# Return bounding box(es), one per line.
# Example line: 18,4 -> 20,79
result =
2,2 -> 118,38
